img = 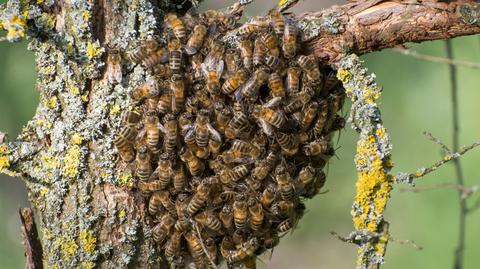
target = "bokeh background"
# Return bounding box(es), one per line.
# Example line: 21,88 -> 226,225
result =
1,0 -> 480,268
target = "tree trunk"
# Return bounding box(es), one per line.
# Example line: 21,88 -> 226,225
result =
0,0 -> 479,268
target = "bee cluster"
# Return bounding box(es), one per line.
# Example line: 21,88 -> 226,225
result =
114,6 -> 345,269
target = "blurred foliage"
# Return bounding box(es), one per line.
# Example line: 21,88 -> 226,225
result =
1,0 -> 480,268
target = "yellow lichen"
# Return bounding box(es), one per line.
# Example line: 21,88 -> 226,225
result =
79,229 -> 97,255
71,133 -> 84,145
0,144 -> 8,154
82,11 -> 92,21
39,186 -> 49,197
81,93 -> 89,102
46,96 -> 58,109
0,156 -> 10,171
110,104 -> 121,115
40,154 -> 58,169
86,41 -> 104,60
278,0 -> 289,6
119,172 -> 133,188
82,262 -> 95,269
67,80 -> 81,95
118,209 -> 127,219
58,237 -> 78,259
42,228 -> 53,240
62,146 -> 81,178
2,15 -> 27,41
337,69 -> 352,84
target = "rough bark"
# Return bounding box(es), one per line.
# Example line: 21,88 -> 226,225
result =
0,0 -> 479,268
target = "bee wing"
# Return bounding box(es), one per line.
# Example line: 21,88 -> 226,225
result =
200,62 -> 209,78
234,87 -> 244,102
181,124 -> 195,135
216,59 -> 225,79
258,118 -> 274,136
207,123 -> 222,142
158,122 -> 167,134
264,97 -> 282,108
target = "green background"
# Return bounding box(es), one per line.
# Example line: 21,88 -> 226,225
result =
1,0 -> 479,268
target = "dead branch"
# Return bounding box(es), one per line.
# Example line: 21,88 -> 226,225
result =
19,208 -> 43,269
393,48 -> 480,69
399,183 -> 480,200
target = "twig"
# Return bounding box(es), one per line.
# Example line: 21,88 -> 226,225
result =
390,237 -> 423,251
393,141 -> 480,184
467,196 -> 480,214
193,223 -> 218,269
399,183 -> 480,200
19,208 -> 43,269
446,39 -> 466,269
423,132 -> 451,153
393,48 -> 480,69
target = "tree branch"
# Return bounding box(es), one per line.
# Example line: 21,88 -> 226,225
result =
300,1 -> 480,64
19,208 -> 43,269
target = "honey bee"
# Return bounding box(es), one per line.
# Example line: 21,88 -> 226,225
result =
268,72 -> 286,99
157,89 -> 172,114
152,63 -> 173,79
323,71 -> 341,94
191,53 -> 204,79
208,137 -> 222,156
135,146 -> 152,181
230,140 -> 262,159
297,164 -> 316,190
239,38 -> 253,70
194,211 -> 222,233
282,19 -> 298,58
170,74 -> 185,114
204,238 -> 218,268
138,180 -> 163,193
253,37 -> 268,67
185,24 -> 208,55
184,232 -> 207,268
226,237 -> 259,264
172,164 -> 186,194
261,231 -> 280,250
232,228 -> 247,247
269,9 -> 285,36
286,67 -> 301,95
156,154 -> 173,189
224,49 -> 241,75
251,151 -> 278,181
261,32 -> 280,57
328,114 -> 346,133
179,147 -> 205,177
195,89 -> 214,110
303,170 -> 326,198
159,114 -> 178,153
106,49 -> 122,84
168,38 -> 183,73
276,217 -> 293,233
201,50 -> 224,95
187,181 -> 211,215
220,236 -> 235,260
164,229 -> 183,262
202,9 -> 237,31
275,132 -> 299,156
253,104 -> 287,136
248,198 -> 264,232
325,90 -> 346,130
152,213 -> 176,243
299,101 -> 318,130
270,200 -> 295,217
127,38 -> 159,63
275,166 -> 295,201
145,112 -> 160,152
313,100 -> 329,136
132,79 -> 160,101
233,195 -> 248,230
219,163 -> 252,184
194,110 -> 211,148
238,21 -> 264,37
235,68 -> 268,102
165,13 -> 186,41
303,137 -> 329,156
260,183 -> 276,208
219,204 -> 234,231
222,69 -> 248,95
156,190 -> 178,217
297,55 -> 321,81
224,107 -> 251,140
142,47 -> 169,68
213,102 -> 232,136
175,193 -> 190,231
114,111 -> 141,162
148,191 -> 165,216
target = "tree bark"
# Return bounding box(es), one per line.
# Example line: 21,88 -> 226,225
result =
0,0 -> 479,268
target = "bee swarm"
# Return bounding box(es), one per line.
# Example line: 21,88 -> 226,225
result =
114,6 -> 345,269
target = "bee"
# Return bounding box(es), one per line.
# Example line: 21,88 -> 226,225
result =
219,163 -> 252,184
185,24 -> 208,55
191,53 -> 204,79
114,111 -> 141,162
187,181 -> 211,215
328,114 -> 346,133
299,101 -> 319,130
152,213 -> 176,243
168,38 -> 183,73
248,198 -> 264,232
325,90 -> 346,129
208,136 -> 222,156
224,107 -> 250,140
106,49 -> 122,84
230,140 -> 262,159
156,191 -> 177,217
222,69 -> 248,95
275,166 -> 295,201
224,49 -> 241,75
253,104 -> 287,136
268,72 -> 286,99
213,103 -> 232,136
157,89 -> 172,114
260,183 -> 276,208
262,231 -> 280,250
165,13 -> 186,41
253,37 -> 268,67
179,147 -> 205,177
275,132 -> 299,156
297,164 -> 316,190
195,211 -> 222,232
184,232 -> 207,268
313,100 -> 329,136
148,191 -> 165,216
233,195 -> 248,230
284,87 -> 315,114
202,9 -> 236,31
158,114 -> 178,153
235,68 -> 269,102
144,112 -> 160,152
303,170 -> 326,198
251,151 -> 278,181
143,47 -> 169,68
204,238 -> 218,268
156,154 -> 173,189
135,146 -> 152,181
303,137 -> 329,156
132,79 -> 160,101
138,180 -> 163,193
152,63 -> 173,79
261,32 -> 280,57
194,110 -> 211,148
232,228 -> 247,247
286,67 -> 301,95
127,38 -> 159,63
323,71 -> 341,94
219,204 -> 234,232
297,55 -> 321,81
239,38 -> 253,70
195,89 -> 214,110
277,217 -> 293,233
175,193 -> 190,231
172,165 -> 186,194
201,50 -> 224,95
282,19 -> 298,58
220,236 -> 235,260
269,9 -> 285,35
270,200 -> 295,217
226,237 -> 259,264
164,229 -> 183,262
238,21 -> 264,37
170,74 -> 185,114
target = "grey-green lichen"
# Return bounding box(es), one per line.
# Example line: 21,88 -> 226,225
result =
457,3 -> 480,25
298,9 -> 345,42
336,54 -> 393,269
